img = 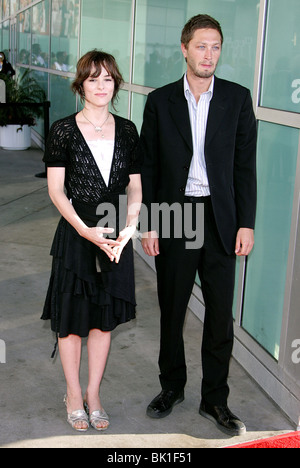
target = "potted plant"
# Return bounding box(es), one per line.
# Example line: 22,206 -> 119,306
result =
0,70 -> 46,150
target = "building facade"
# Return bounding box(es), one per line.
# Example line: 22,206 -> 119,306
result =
1,0 -> 299,428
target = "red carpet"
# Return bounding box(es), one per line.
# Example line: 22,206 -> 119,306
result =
226,432 -> 300,448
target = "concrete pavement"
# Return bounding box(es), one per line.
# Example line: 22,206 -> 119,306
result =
0,144 -> 295,449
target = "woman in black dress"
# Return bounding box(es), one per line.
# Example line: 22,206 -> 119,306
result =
42,51 -> 142,432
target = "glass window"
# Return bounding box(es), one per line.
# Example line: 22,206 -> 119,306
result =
20,0 -> 31,8
260,0 -> 300,113
51,0 -> 80,73
241,122 -> 299,360
133,0 -> 259,91
11,0 -> 18,16
50,74 -> 76,123
31,0 -> 49,68
111,88 -> 128,119
17,9 -> 31,65
133,0 -> 186,88
3,0 -> 9,19
131,92 -> 147,132
2,19 -> 9,51
81,0 -> 133,82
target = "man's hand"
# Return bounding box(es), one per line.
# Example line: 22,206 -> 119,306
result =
141,231 -> 160,257
235,228 -> 254,256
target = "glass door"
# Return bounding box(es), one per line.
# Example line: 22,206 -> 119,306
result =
9,18 -> 17,67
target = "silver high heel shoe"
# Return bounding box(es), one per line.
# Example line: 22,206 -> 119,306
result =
84,400 -> 110,431
64,395 -> 89,432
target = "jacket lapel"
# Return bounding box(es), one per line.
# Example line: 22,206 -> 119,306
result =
205,76 -> 228,147
168,78 -> 193,153
167,76 -> 228,154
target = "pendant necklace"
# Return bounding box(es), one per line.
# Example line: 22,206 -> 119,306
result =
82,110 -> 110,136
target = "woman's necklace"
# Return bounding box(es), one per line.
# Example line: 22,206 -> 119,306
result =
82,110 -> 110,136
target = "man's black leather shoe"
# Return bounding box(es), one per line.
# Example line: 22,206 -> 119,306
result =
199,401 -> 246,436
147,390 -> 185,419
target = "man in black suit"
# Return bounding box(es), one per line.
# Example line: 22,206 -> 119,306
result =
140,15 -> 257,436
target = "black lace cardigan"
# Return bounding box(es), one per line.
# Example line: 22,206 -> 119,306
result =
43,113 -> 141,206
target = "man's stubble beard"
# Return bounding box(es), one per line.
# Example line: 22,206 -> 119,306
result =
194,70 -> 215,79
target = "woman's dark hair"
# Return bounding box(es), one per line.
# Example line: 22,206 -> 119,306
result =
181,14 -> 224,47
71,50 -> 124,109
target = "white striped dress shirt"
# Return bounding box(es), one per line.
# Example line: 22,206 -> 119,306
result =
184,73 -> 214,197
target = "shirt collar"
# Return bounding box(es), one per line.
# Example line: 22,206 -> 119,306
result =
184,73 -> 214,102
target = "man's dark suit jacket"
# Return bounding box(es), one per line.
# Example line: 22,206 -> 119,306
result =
140,75 -> 257,255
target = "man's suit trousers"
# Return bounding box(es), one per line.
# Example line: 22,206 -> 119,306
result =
155,196 -> 236,406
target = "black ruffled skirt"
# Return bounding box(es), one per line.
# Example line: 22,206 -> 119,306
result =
41,203 -> 136,339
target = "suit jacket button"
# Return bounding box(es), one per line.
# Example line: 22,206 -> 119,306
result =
179,187 -> 185,192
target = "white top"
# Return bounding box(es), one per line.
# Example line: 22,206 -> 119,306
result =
87,139 -> 114,186
184,74 -> 214,197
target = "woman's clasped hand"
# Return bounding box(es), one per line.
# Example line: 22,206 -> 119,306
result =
84,225 -> 136,263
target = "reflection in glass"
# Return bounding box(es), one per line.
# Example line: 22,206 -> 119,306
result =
110,88 -> 128,120
32,0 -> 49,68
133,0 -> 259,91
50,74 -> 76,123
17,10 -> 31,65
51,0 -> 80,73
134,0 -> 186,88
2,20 -> 9,52
261,0 -> 300,113
20,0 -> 31,8
3,0 -> 9,19
242,123 -> 299,359
11,0 -> 18,16
81,0 -> 132,82
131,92 -> 147,133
